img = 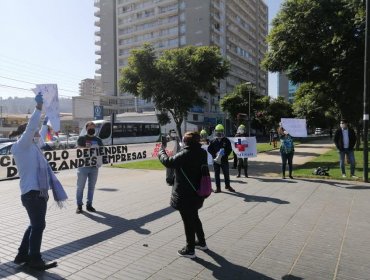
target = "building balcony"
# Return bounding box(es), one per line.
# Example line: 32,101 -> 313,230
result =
95,49 -> 101,55
94,30 -> 100,36
94,9 -> 100,17
94,0 -> 100,8
95,58 -> 101,64
94,20 -> 100,27
95,39 -> 101,46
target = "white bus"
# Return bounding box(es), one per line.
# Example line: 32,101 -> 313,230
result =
79,120 -> 161,145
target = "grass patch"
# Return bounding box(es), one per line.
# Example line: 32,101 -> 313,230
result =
294,146 -> 368,181
112,159 -> 165,170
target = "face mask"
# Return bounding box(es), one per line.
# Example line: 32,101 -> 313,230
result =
216,132 -> 224,138
340,124 -> 347,129
87,128 -> 95,135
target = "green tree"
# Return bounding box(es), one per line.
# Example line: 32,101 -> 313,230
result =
119,44 -> 229,138
220,84 -> 293,135
262,0 -> 365,125
293,82 -> 339,132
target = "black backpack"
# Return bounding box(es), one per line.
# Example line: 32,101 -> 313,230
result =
312,166 -> 330,176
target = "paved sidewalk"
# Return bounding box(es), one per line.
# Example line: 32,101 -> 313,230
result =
1,139 -> 369,280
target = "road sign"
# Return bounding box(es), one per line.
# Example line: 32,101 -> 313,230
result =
94,105 -> 103,120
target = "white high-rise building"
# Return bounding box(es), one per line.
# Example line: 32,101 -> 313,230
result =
89,0 -> 268,127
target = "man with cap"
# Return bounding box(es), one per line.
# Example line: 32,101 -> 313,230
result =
207,124 -> 235,192
235,124 -> 248,178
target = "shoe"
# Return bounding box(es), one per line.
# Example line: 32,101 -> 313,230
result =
245,174 -> 249,178
236,174 -> 241,178
342,174 -> 346,178
214,189 -> 221,193
195,241 -> 208,251
28,259 -> 57,271
289,175 -> 294,179
177,247 -> 195,258
14,254 -> 29,264
76,205 -> 83,214
351,175 -> 358,179
226,186 -> 235,192
86,205 -> 96,212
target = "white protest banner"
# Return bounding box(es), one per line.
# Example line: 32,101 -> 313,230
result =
0,142 -> 162,180
281,118 -> 307,137
33,84 -> 60,132
228,137 -> 257,158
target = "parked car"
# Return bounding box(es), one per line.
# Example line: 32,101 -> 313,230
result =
0,142 -> 14,155
59,135 -> 79,149
315,128 -> 323,135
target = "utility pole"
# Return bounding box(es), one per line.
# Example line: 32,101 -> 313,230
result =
364,0 -> 369,182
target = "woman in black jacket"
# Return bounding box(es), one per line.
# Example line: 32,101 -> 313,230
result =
158,132 -> 208,258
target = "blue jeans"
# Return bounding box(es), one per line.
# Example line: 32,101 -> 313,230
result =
76,167 -> 99,206
281,152 -> 294,176
19,190 -> 47,261
213,161 -> 231,189
339,149 -> 355,175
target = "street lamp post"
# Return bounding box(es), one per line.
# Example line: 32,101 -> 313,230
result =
245,82 -> 252,137
363,0 -> 369,182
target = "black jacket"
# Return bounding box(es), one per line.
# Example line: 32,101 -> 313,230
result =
158,144 -> 207,210
207,137 -> 232,164
334,127 -> 356,151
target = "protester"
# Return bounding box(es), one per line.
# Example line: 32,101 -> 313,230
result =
279,129 -> 295,179
76,121 -> 103,213
11,94 -> 65,270
235,124 -> 248,178
200,129 -> 209,145
269,129 -> 278,148
208,124 -> 235,192
158,132 -> 208,258
334,119 -> 357,178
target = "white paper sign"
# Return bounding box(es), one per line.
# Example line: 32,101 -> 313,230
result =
228,137 -> 257,158
280,118 -> 307,137
33,84 -> 60,132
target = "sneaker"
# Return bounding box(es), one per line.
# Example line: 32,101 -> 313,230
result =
236,174 -> 241,178
245,174 -> 249,178
177,247 -> 195,258
351,175 -> 358,179
76,205 -> 83,214
289,175 -> 294,179
214,189 -> 221,193
86,205 -> 96,212
342,174 -> 346,178
14,254 -> 29,264
195,241 -> 208,251
226,186 -> 235,192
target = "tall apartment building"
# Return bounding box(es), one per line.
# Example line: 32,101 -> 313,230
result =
79,78 -> 101,96
91,0 -> 268,127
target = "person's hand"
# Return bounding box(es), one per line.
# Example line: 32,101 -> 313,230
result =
35,93 -> 43,105
43,116 -> 49,125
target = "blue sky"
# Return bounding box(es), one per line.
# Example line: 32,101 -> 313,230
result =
0,0 -> 282,99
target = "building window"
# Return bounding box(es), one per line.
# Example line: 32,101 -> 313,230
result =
193,114 -> 198,121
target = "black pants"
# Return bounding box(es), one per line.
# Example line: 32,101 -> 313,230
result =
237,158 -> 248,176
179,208 -> 205,251
281,152 -> 294,176
213,161 -> 231,190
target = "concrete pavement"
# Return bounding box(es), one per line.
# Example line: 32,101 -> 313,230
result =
0,139 -> 370,279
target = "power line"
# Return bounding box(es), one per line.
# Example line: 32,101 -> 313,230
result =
0,84 -> 74,99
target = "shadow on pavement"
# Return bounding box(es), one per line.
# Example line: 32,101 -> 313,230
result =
96,187 -> 119,192
299,178 -> 370,190
194,250 -> 300,280
256,177 -> 297,184
0,207 -> 174,278
226,191 -> 290,204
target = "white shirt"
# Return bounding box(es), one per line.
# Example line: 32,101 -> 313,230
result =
342,128 -> 349,149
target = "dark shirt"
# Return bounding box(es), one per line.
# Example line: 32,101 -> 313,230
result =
207,137 -> 232,163
77,135 -> 103,147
